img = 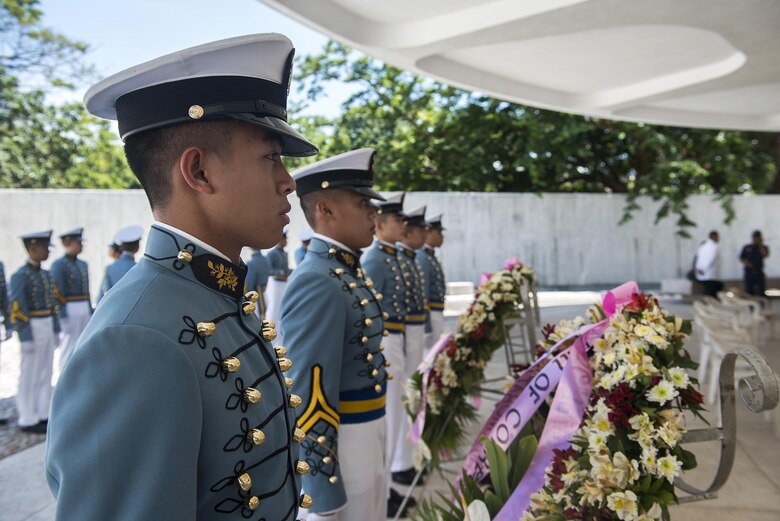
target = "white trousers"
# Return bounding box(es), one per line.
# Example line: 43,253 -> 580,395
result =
58,301 -> 91,371
425,310 -> 445,355
304,418 -> 387,521
265,279 -> 286,323
391,324 -> 424,472
17,317 -> 55,427
382,333 -> 405,488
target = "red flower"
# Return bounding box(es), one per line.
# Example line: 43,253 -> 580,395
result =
592,383 -> 640,428
679,386 -> 704,405
542,323 -> 556,340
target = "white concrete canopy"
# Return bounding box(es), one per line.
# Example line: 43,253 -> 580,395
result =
261,0 -> 780,131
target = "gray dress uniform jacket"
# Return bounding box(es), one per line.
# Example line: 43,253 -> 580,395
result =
362,240 -> 406,335
46,225 -> 309,521
280,237 -> 389,513
396,244 -> 427,328
50,255 -> 92,317
9,262 -> 61,342
416,247 -> 446,330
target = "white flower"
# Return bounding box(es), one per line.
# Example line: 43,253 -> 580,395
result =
412,439 -> 432,470
607,490 -> 639,520
666,367 -> 690,389
465,499 -> 491,521
656,454 -> 682,483
645,380 -> 678,406
406,386 -> 421,416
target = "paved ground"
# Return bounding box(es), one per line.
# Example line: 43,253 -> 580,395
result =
0,293 -> 778,520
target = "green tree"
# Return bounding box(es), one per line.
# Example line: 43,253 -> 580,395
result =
295,41 -> 779,236
0,0 -> 136,189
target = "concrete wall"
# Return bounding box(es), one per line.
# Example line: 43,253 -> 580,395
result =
0,190 -> 777,299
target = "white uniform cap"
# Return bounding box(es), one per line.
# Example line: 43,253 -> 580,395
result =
19,230 -> 53,245
84,34 -> 316,157
114,225 -> 145,245
403,205 -> 427,227
60,227 -> 85,241
292,148 -> 384,200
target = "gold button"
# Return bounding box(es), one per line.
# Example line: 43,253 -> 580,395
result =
246,495 -> 260,510
385,258 -> 391,263
374,384 -> 382,392
328,247 -> 337,255
296,460 -> 311,475
321,180 -> 330,189
274,346 -> 288,358
278,358 -> 292,372
348,282 -> 357,289
300,493 -> 314,509
383,330 -> 389,337
365,280 -> 374,288
289,394 -> 302,408
366,353 -> 374,361
360,298 -> 369,307
385,360 -> 392,367
293,428 -> 306,443
364,318 -> 373,327
335,268 -> 344,276
329,475 -> 339,484
177,250 -> 193,263
394,276 -> 400,281
262,325 -> 277,341
361,336 -> 368,345
383,312 -> 389,319
242,301 -> 256,315
237,472 -> 252,491
285,377 -> 293,388
387,372 -> 394,380
197,321 -> 216,337
379,345 -> 385,351
317,435 -> 327,444
188,104 -> 204,119
371,368 -> 379,377
248,429 -> 266,445
243,388 -> 262,404
375,293 -> 384,302
244,291 -> 259,303
262,320 -> 276,330
322,456 -> 332,464
223,357 -> 241,373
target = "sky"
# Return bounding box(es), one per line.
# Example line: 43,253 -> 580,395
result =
38,0 -> 355,118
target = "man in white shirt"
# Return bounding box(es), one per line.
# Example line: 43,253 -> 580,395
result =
695,230 -> 723,297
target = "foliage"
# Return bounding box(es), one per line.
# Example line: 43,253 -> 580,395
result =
295,41 -> 779,236
414,435 -> 538,521
405,258 -> 536,468
0,0 -> 136,189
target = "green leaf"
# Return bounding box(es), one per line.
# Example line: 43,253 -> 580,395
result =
485,439 -> 511,502
483,491 -> 504,517
509,435 -> 537,489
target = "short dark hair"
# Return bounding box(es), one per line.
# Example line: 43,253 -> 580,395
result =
121,241 -> 140,253
753,230 -> 762,238
123,120 -> 237,209
709,230 -> 719,239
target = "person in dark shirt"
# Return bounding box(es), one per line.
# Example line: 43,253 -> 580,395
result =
740,230 -> 770,295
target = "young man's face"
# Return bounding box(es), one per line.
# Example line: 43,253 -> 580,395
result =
426,228 -> 444,247
404,225 -> 426,249
374,213 -> 405,244
27,242 -> 50,262
63,239 -> 83,256
210,125 -> 296,250
331,190 -> 377,251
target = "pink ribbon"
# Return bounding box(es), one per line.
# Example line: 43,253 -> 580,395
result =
409,333 -> 454,443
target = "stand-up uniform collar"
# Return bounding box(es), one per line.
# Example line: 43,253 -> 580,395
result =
144,224 -> 247,300
396,242 -> 415,258
376,239 -> 397,255
309,235 -> 361,274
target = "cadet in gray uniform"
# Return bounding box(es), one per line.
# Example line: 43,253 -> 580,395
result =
46,34 -> 319,520
281,148 -> 391,521
416,214 -> 446,351
10,230 -> 60,434
265,231 -> 291,324
0,261 -> 9,334
362,192 -> 414,516
97,225 -> 143,303
50,227 -> 92,371
245,249 -> 271,320
392,206 -> 428,486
